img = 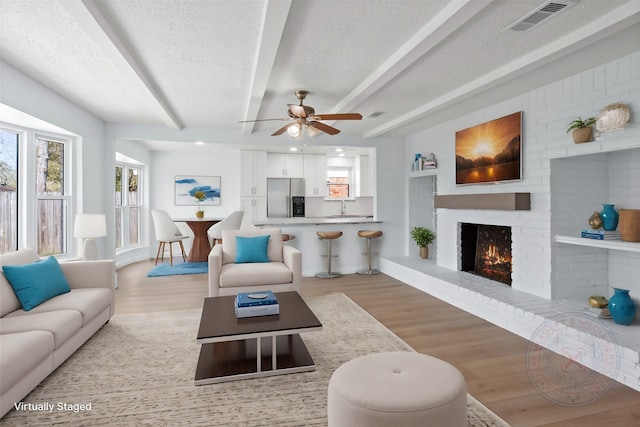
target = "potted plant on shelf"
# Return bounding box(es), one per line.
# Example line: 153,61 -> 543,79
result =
566,116 -> 596,144
410,226 -> 436,259
194,190 -> 206,218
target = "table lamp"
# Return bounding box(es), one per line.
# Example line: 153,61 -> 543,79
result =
74,214 -> 107,260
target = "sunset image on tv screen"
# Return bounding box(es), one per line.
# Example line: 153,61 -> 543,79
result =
455,112 -> 522,185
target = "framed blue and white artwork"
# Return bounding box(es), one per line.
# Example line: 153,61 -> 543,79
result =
175,175 -> 221,206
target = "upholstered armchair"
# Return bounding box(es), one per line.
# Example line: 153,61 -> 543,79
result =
208,228 -> 302,297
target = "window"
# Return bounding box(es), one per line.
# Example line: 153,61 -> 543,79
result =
1,118 -> 76,257
327,167 -> 352,199
116,161 -> 143,251
36,137 -> 70,256
0,130 -> 18,253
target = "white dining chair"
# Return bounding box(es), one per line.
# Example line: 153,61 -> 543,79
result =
151,210 -> 189,265
207,211 -> 244,245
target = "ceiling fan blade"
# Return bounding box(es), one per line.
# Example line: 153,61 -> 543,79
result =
238,117 -> 290,123
288,104 -> 306,118
313,113 -> 362,121
271,123 -> 294,136
310,121 -> 340,135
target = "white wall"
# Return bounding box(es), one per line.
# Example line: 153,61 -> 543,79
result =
405,50 -> 640,305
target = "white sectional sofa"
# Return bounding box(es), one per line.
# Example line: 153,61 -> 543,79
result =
0,249 -> 114,418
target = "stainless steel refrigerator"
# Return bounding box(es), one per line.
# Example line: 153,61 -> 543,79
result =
267,178 -> 305,218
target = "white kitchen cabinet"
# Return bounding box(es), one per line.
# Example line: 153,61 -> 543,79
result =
356,155 -> 373,197
303,154 -> 327,197
266,153 -> 304,178
241,151 -> 267,197
241,197 -> 267,223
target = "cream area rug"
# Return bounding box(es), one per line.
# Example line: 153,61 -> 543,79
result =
3,293 -> 510,426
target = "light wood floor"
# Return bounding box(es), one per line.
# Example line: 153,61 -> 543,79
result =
116,260 -> 640,427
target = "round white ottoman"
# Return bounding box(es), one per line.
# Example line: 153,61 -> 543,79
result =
328,352 -> 467,427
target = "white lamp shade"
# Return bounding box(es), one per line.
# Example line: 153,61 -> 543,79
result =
287,122 -> 301,138
74,214 -> 107,238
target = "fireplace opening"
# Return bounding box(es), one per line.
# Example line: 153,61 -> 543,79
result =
461,223 -> 512,286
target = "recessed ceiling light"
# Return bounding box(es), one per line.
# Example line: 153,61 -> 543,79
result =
195,141 -> 204,145
335,148 -> 343,152
289,147 -> 298,152
338,153 -> 345,157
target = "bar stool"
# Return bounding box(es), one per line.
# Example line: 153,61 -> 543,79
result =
357,230 -> 383,275
316,231 -> 342,278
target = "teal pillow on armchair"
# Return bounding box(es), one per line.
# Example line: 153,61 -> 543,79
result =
2,256 -> 71,311
235,235 -> 270,263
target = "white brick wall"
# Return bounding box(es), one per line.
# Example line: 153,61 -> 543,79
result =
406,50 -> 640,307
408,176 -> 435,253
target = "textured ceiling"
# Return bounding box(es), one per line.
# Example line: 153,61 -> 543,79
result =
1,0 -> 639,140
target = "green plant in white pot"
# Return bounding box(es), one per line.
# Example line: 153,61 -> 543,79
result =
410,226 -> 436,259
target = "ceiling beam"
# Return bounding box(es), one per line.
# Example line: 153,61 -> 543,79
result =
241,0 -> 292,135
329,0 -> 492,117
364,0 -> 640,138
60,0 -> 182,129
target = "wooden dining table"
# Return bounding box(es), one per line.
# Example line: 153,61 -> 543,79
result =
173,217 -> 222,262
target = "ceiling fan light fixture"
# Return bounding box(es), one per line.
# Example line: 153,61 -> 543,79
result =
287,122 -> 301,138
306,123 -> 322,138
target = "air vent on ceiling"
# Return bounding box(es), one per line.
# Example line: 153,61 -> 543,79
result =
366,111 -> 384,118
504,1 -> 575,32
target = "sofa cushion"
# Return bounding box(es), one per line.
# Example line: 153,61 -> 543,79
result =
2,256 -> 71,311
0,249 -> 40,317
235,235 -> 270,264
219,262 -> 293,288
4,288 -> 111,327
0,310 -> 82,349
222,228 -> 283,265
0,331 -> 54,395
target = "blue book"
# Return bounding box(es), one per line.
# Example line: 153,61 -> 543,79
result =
236,291 -> 278,307
580,230 -> 620,240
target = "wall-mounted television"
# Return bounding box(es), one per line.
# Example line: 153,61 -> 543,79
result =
455,111 -> 522,185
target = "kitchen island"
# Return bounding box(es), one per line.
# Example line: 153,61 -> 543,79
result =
254,216 -> 383,276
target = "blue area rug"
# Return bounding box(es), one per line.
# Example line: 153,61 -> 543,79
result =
147,262 -> 208,277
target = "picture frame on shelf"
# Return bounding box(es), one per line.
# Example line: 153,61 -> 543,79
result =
175,175 -> 221,206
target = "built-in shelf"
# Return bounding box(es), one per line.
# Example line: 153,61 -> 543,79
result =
409,168 -> 438,178
548,124 -> 640,160
554,234 -> 640,253
434,192 -> 530,210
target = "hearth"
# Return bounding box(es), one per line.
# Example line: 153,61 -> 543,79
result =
461,223 -> 512,285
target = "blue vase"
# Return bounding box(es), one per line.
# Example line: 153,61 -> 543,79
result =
609,288 -> 636,326
600,204 -> 619,231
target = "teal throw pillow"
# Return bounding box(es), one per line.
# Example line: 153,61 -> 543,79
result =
235,235 -> 270,264
2,256 -> 71,311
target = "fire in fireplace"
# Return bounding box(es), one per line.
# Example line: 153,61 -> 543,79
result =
461,223 -> 512,285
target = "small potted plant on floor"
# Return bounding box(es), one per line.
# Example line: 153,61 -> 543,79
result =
566,116 -> 596,144
194,190 -> 206,218
410,226 -> 436,259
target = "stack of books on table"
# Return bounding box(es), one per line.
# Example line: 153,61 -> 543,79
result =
580,229 -> 621,240
581,306 -> 612,319
235,291 -> 279,318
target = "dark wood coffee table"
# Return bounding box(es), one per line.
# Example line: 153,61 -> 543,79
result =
195,291 -> 322,385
